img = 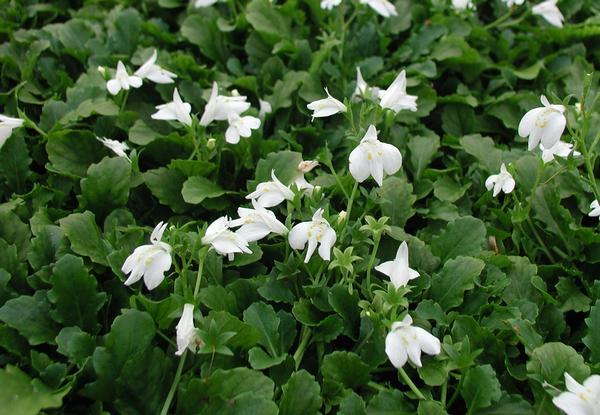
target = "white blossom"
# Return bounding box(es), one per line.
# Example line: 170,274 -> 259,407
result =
540,141 -> 579,164
200,82 -> 250,126
589,200 -> 600,218
306,87 -> 347,120
194,0 -> 218,6
225,113 -> 261,144
230,199 -> 288,242
288,208 -> 336,263
518,95 -> 566,151
151,88 -> 192,126
246,170 -> 295,208
451,0 -> 474,10
378,70 -> 418,113
106,61 -> 142,96
502,0 -> 525,6
121,222 -> 172,290
485,163 -> 515,197
359,0 -> 398,17
97,136 -> 130,160
321,0 -> 341,9
175,304 -> 199,356
293,160 -> 319,193
532,0 -> 564,28
385,315 -> 441,368
552,372 -> 600,415
349,125 -> 402,186
0,114 -> 24,149
259,99 -> 272,119
201,216 -> 252,260
135,50 -> 177,84
375,241 -> 420,289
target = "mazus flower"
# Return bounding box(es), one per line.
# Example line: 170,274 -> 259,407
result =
552,372 -> 600,415
359,0 -> 398,17
306,87 -> 347,120
230,199 -> 288,242
321,0 -> 342,9
349,125 -> 402,186
518,95 -> 566,151
135,50 -> 177,84
293,160 -> 319,193
485,163 -> 515,197
540,141 -> 579,164
97,136 -> 130,160
375,241 -> 420,289
502,0 -> 524,6
176,304 -> 199,356
589,200 -> 600,219
451,0 -> 474,10
225,113 -> 261,144
378,70 -> 418,113
194,0 -> 218,7
0,114 -> 24,149
532,0 -> 564,28
121,222 -> 172,290
151,88 -> 192,126
385,314 -> 441,368
201,216 -> 252,260
106,61 -> 142,96
200,82 -> 250,126
288,208 -> 336,263
246,170 -> 295,208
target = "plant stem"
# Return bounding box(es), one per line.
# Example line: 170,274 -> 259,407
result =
441,380 -> 448,406
193,248 -> 208,299
120,89 -> 130,113
160,352 -> 187,415
365,232 -> 382,297
398,367 -> 426,400
345,182 -> 359,224
484,10 -> 513,30
293,326 -> 312,369
326,161 -> 350,199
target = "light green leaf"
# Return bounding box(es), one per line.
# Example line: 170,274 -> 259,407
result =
461,365 -> 502,413
181,176 -> 228,204
59,211 -> 111,265
430,256 -> 485,309
431,216 -> 487,261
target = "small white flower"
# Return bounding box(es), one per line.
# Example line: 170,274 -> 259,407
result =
485,163 -> 515,197
246,170 -> 295,208
229,199 -> 288,242
121,222 -> 172,290
259,99 -> 272,119
176,304 -> 199,356
359,0 -> 398,17
151,88 -> 192,126
134,50 -> 177,84
385,315 -> 441,368
321,0 -> 341,9
97,136 -> 130,160
225,113 -> 261,144
200,82 -> 251,126
201,216 -> 252,259
106,61 -> 143,96
349,125 -> 402,186
379,70 -> 418,113
518,95 -> 566,151
532,0 -> 564,28
375,241 -> 420,289
502,0 -> 525,6
540,141 -> 580,164
306,87 -> 347,120
352,67 -> 369,101
293,160 -> 319,193
589,200 -> 600,218
288,208 -> 336,263
552,373 -> 600,415
0,114 -> 24,149
194,0 -> 218,7
451,0 -> 474,10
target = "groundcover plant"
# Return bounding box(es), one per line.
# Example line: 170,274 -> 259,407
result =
2,0 -> 600,413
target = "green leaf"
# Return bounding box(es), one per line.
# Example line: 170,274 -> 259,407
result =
322,351 -> 371,391
0,365 -> 69,415
430,256 -> 485,309
181,13 -> 229,63
266,71 -> 308,111
279,370 -> 322,415
407,133 -> 440,180
59,211 -> 111,265
433,176 -> 471,202
526,342 -> 590,386
377,176 -> 416,228
0,291 -> 59,345
441,104 -> 476,136
367,389 -> 415,414
418,400 -> 448,415
583,300 -> 600,363
46,130 -> 105,178
243,302 -> 281,356
181,176 -> 228,204
431,216 -> 487,261
55,326 -> 95,365
250,150 -> 303,188
206,367 -> 275,400
0,134 -> 31,193
328,285 -> 360,339
246,0 -> 292,39
555,277 -> 590,313
460,134 -> 503,172
108,8 -> 141,55
81,156 -> 131,217
144,167 -> 190,214
47,254 -> 106,332
461,365 -> 502,412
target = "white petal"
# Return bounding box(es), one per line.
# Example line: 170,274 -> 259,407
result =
414,327 -> 441,356
518,107 -> 544,138
317,227 -> 337,261
380,142 -> 403,175
385,331 -> 408,368
540,112 -> 566,149
375,260 -> 394,278
288,222 -> 310,250
552,392 -> 591,415
406,341 -> 423,367
349,146 -> 371,183
304,236 -> 318,263
143,250 -> 172,290
236,223 -> 271,242
369,156 -> 384,186
106,79 -> 121,95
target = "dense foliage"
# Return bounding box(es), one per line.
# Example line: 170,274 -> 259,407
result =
1,0 -> 600,414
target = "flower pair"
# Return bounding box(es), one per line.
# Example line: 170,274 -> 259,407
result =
106,50 -> 176,95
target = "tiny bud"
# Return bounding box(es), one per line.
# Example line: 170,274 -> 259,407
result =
575,102 -> 582,114
337,210 -> 347,224
314,185 -> 322,193
97,66 -> 106,76
231,89 -> 240,97
298,160 -> 319,173
207,138 -> 216,150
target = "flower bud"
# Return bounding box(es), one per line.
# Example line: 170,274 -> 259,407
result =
206,138 -> 216,150
337,210 -> 347,224
97,66 -> 106,77
298,160 -> 319,173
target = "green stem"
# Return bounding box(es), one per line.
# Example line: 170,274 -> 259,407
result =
447,374 -> 464,408
345,182 -> 359,224
526,217 -> 557,262
193,248 -> 208,299
160,353 -> 187,415
484,10 -> 513,30
398,367 -> 426,400
293,326 -> 312,369
120,89 -> 130,113
441,380 -> 448,407
365,232 -> 382,297
326,161 -> 350,199
367,381 -> 388,392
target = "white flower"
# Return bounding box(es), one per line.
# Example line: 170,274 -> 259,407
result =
229,199 -> 288,242
540,141 -> 580,164
552,373 -> 600,415
589,200 -> 600,218
106,61 -> 143,96
375,241 -> 420,289
121,222 -> 172,290
518,95 -> 566,151
502,0 -> 525,6
321,0 -> 342,9
151,88 -> 192,126
349,125 -> 402,186
97,136 -> 130,160
352,67 -> 370,102
200,82 -> 251,126
385,315 -> 441,368
201,216 -> 252,259
359,0 -> 398,17
379,70 -> 418,113
485,163 -> 515,197
246,170 -> 295,208
134,50 -> 177,84
306,87 -> 347,120
288,208 -> 336,263
225,113 -> 261,144
293,160 -> 319,193
532,0 -> 564,28
175,304 -> 199,356
194,0 -> 218,7
0,114 -> 24,149
452,0 -> 474,10
259,99 -> 272,119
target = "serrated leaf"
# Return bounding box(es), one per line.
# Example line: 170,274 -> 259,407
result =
583,300 -> 600,363
430,256 -> 485,310
59,211 -> 111,265
144,167 -> 190,213
408,133 -> 440,180
461,365 -> 502,412
431,216 -> 487,261
377,176 -> 416,228
181,176 -> 228,204
243,302 -> 281,356
0,291 -> 59,345
321,351 -> 370,391
279,370 -> 322,415
81,156 -> 131,217
0,134 -> 31,193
